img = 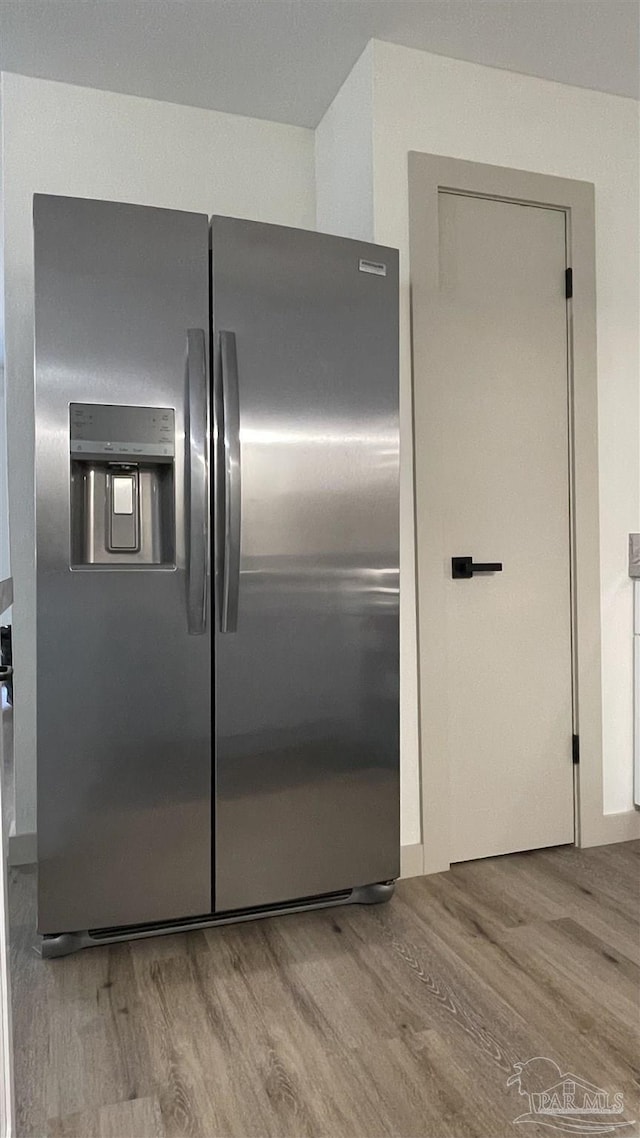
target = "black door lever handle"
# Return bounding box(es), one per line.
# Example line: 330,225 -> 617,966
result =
452,556 -> 503,579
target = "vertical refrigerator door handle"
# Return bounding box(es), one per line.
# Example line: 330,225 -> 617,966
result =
186,328 -> 209,635
219,330 -> 241,633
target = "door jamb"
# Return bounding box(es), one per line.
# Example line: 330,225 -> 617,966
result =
408,153 -> 603,872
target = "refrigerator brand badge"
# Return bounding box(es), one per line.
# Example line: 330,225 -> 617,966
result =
359,258 -> 387,277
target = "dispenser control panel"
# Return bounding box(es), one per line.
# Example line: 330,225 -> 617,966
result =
70,403 -> 175,461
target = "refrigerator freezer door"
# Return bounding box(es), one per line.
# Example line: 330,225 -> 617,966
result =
212,217 -> 399,912
34,195 -> 212,933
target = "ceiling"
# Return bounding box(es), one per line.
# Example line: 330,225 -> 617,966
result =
0,0 -> 638,129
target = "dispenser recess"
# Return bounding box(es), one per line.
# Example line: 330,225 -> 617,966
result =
69,403 -> 175,568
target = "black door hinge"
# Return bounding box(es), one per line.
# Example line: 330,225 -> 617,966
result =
572,734 -> 580,764
565,268 -> 573,299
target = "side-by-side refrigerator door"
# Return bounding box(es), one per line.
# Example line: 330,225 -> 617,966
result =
34,195 -> 212,934
212,217 -> 400,913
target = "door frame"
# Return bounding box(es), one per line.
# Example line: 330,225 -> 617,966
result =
408,153 -> 603,872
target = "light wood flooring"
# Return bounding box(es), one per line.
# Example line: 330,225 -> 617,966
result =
10,841 -> 640,1138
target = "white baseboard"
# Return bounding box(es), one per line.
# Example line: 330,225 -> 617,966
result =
400,842 -> 424,879
579,808 -> 640,848
8,831 -> 36,867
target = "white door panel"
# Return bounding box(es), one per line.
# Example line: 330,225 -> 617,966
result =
426,192 -> 574,862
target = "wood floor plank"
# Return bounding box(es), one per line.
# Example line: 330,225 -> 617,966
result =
197,923 -> 398,1137
532,848 -> 640,924
10,842 -> 640,1138
492,920 -> 640,1085
345,892 -> 537,1072
9,867 -> 52,1138
403,870 -> 640,1105
502,915 -> 639,1026
448,854 -> 568,927
48,1095 -> 165,1138
449,847 -> 640,963
130,952 -> 232,1138
399,1028 -> 554,1138
46,941 -> 159,1120
209,916 -> 494,1136
260,907 -> 431,1046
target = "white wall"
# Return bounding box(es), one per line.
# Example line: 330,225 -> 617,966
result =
315,44 -> 374,242
1,71 -> 315,836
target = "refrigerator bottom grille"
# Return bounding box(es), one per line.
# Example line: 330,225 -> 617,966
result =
90,889 -> 353,938
39,880 -> 395,958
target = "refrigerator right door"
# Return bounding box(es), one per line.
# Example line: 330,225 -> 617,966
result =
212,218 -> 399,912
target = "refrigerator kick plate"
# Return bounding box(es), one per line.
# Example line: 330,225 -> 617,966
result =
37,882 -> 396,958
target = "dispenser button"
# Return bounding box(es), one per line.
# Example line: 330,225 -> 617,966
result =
113,476 -> 134,515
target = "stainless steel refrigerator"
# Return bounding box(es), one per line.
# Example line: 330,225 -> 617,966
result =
33,195 -> 399,956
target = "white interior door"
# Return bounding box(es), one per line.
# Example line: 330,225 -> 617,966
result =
418,191 -> 574,863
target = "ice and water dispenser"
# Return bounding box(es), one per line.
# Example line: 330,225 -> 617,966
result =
69,403 -> 175,567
